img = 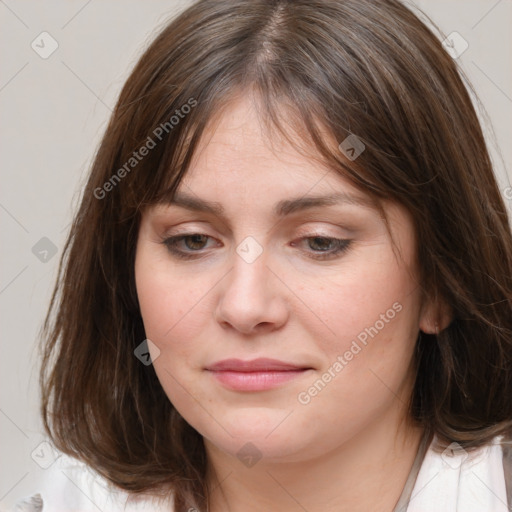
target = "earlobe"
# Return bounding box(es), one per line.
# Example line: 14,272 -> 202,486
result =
419,296 -> 453,335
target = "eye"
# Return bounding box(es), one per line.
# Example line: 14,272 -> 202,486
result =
292,235 -> 352,260
160,233 -> 352,261
161,233 -> 217,259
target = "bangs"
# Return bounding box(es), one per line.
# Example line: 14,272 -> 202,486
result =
131,82 -> 387,217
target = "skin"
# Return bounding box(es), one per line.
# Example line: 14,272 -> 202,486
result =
135,93 -> 450,512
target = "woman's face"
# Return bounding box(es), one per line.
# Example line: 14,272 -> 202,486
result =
135,96 -> 434,464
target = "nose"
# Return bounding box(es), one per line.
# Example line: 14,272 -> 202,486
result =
215,251 -> 289,335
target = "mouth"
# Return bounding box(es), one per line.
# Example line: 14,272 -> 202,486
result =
205,358 -> 313,391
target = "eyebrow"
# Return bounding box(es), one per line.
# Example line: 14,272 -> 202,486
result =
162,190 -> 377,217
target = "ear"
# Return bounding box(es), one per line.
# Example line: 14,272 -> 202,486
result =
419,294 -> 453,335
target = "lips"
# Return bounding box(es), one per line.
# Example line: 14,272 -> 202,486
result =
205,358 -> 310,372
205,358 -> 312,391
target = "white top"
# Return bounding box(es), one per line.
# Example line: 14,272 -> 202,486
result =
9,435 -> 512,512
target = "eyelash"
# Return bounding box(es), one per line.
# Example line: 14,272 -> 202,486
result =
160,233 -> 352,261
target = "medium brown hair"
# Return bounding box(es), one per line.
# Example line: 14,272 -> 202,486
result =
39,0 -> 512,509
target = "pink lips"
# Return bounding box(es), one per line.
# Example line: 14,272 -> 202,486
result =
205,358 -> 312,391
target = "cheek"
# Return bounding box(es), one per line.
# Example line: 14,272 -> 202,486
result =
298,245 -> 419,354
324,261 -> 420,402
293,266 -> 420,437
134,250 -> 213,358
134,256 -> 216,413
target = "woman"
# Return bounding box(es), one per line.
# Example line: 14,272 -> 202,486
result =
13,0 -> 512,510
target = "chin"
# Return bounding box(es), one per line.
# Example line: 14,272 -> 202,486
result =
194,410 -> 314,462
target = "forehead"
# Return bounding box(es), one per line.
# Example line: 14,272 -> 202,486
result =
145,94 -> 391,224
143,94 -> 415,266
188,96 -> 315,174
176,95 -> 364,202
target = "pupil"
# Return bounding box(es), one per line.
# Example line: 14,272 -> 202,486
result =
186,235 -> 207,250
311,237 -> 331,251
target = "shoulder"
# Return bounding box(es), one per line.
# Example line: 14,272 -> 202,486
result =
405,435 -> 511,512
9,452 -> 174,512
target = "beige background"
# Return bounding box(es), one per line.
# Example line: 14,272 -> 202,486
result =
1,0 -> 511,507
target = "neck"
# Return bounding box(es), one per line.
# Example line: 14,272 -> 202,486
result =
204,411 -> 426,512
